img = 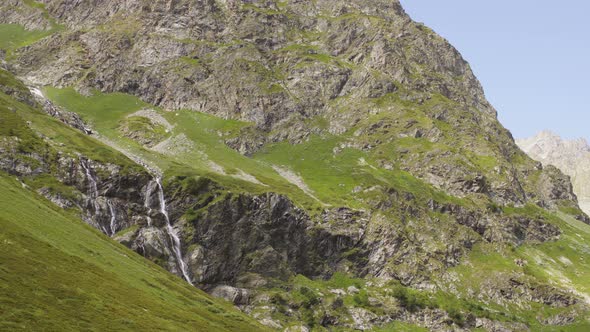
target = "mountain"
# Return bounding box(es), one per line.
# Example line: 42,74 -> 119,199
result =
1,0 -> 590,330
517,130 -> 590,215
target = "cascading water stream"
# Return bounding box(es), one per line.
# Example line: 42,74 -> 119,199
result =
144,181 -> 155,227
155,178 -> 193,285
80,159 -> 106,232
107,200 -> 117,236
80,160 -> 99,209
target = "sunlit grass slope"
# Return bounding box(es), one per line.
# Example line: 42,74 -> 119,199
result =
43,87 -> 463,213
43,86 -> 324,209
0,24 -> 53,53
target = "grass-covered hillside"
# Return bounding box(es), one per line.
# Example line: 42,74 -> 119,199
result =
0,64 -> 264,331
0,174 -> 266,331
43,86 -> 451,213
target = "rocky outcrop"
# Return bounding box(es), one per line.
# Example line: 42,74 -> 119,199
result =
40,98 -> 92,134
479,275 -> 577,308
427,200 -> 561,245
157,188 -> 367,285
210,285 -> 252,306
0,137 -> 148,234
7,0 -> 500,166
0,0 -> 53,31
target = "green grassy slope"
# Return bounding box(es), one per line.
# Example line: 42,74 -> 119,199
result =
43,87 -> 461,214
0,71 -> 143,175
0,24 -> 51,51
0,175 -> 266,331
43,87 -> 325,210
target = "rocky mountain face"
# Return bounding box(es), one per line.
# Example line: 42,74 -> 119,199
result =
3,0 -> 578,210
2,0 -> 590,331
518,130 -> 590,215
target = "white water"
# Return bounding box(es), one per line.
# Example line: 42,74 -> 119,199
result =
29,87 -> 44,99
144,181 -> 155,227
80,159 -> 101,215
107,200 -> 117,236
155,178 -> 193,285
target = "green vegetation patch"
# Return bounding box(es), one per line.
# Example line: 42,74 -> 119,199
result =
119,116 -> 170,147
25,173 -> 82,202
0,87 -> 140,174
43,87 -> 324,210
0,24 -> 52,52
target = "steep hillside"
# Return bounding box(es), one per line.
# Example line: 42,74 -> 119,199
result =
518,131 -> 590,215
0,174 -> 265,331
0,68 -> 265,330
1,0 -> 590,330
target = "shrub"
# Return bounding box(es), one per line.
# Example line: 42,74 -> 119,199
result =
182,176 -> 212,195
447,307 -> 465,327
391,285 -> 435,312
353,290 -> 370,308
299,286 -> 319,309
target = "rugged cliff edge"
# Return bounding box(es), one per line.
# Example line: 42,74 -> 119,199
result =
2,1 -> 590,331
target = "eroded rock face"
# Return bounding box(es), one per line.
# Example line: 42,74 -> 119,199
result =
474,318 -> 529,332
0,0 -> 53,30
0,143 -> 150,235
41,100 -> 92,134
4,0 -> 581,208
210,285 -> 252,306
10,0 -> 493,128
427,201 -> 561,245
165,191 -> 366,284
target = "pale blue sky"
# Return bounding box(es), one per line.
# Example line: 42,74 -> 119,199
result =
400,0 -> 590,140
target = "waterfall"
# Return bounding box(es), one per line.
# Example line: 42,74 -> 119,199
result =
144,181 -> 155,227
30,87 -> 45,99
155,178 -> 193,285
80,159 -> 102,219
107,200 -> 117,236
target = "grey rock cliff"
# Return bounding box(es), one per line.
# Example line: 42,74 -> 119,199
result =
9,0 -> 494,129
3,0 -> 575,210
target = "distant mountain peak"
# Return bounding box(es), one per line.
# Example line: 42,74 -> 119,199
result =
537,129 -> 560,138
517,131 -> 590,214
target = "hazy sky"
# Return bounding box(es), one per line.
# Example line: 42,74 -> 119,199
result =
400,0 -> 590,140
